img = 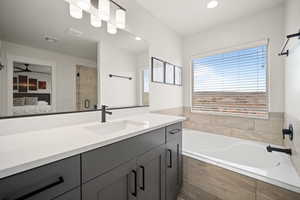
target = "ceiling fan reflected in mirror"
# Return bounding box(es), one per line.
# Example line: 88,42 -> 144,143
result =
13,64 -> 51,75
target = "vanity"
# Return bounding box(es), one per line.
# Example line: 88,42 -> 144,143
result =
0,114 -> 184,200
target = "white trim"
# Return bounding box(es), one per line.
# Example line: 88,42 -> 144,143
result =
191,38 -> 269,59
97,42 -> 101,107
139,67 -> 150,106
190,109 -> 269,120
6,54 -> 57,116
0,40 -> 4,116
138,68 -> 144,106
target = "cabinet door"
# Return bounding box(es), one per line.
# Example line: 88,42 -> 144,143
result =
82,160 -> 138,200
137,146 -> 165,200
166,136 -> 182,200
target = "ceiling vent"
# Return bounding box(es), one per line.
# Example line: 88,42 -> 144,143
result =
66,28 -> 83,37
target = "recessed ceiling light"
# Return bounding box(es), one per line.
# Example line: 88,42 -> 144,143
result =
69,3 -> 82,19
135,36 -> 142,41
207,0 -> 219,9
77,0 -> 91,10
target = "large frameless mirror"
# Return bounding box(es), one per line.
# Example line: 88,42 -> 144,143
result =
0,0 -> 150,119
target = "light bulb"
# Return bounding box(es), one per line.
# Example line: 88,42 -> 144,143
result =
207,0 -> 219,9
99,0 -> 110,21
69,3 -> 82,19
116,9 -> 126,29
107,22 -> 117,34
77,0 -> 91,10
91,14 -> 102,27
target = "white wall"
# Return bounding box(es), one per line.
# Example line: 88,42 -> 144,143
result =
118,0 -> 183,111
283,0 -> 300,174
1,41 -> 97,114
284,0 -> 300,119
183,5 -> 285,112
100,40 -> 138,107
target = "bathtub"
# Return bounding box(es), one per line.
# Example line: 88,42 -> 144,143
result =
182,129 -> 300,193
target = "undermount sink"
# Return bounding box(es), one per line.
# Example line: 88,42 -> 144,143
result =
84,120 -> 149,135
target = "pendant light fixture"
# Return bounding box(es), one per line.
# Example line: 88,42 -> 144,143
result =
116,9 -> 126,29
66,0 -> 126,35
69,3 -> 83,19
107,22 -> 117,34
91,14 -> 102,27
77,0 -> 91,10
99,0 -> 110,21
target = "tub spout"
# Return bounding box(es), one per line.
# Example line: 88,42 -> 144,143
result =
266,145 -> 292,155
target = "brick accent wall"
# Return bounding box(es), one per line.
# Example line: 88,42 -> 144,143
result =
192,92 -> 268,118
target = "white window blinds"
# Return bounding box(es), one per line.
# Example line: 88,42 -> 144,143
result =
192,45 -> 268,118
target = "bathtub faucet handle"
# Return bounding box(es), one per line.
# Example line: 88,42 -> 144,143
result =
282,124 -> 293,141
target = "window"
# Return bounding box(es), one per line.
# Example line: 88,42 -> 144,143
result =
165,63 -> 175,84
151,57 -> 183,86
192,45 -> 268,118
175,66 -> 182,85
152,58 -> 164,83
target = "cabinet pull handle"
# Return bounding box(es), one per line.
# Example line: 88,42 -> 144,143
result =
169,129 -> 181,135
139,166 -> 145,191
10,176 -> 64,200
131,170 -> 138,197
168,149 -> 172,168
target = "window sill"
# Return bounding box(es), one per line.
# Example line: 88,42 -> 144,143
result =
190,109 -> 269,120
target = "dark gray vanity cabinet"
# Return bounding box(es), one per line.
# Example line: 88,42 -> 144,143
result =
82,145 -> 166,200
81,128 -> 166,183
165,123 -> 183,200
54,188 -> 81,200
0,122 -> 183,200
81,128 -> 167,200
82,159 -> 137,200
136,145 -> 166,200
0,155 -> 81,200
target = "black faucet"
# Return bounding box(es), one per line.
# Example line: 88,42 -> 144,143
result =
101,105 -> 112,123
266,145 -> 292,155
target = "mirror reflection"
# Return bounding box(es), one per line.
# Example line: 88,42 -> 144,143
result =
99,32 -> 149,107
0,0 -> 149,118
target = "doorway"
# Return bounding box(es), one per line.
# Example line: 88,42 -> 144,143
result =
76,65 -> 97,111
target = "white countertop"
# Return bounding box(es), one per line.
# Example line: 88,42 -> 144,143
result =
0,113 -> 185,179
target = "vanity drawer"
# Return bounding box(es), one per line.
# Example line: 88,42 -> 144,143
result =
166,123 -> 182,142
82,128 -> 165,183
54,188 -> 80,200
0,155 -> 80,200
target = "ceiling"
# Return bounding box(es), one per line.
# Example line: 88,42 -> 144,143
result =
136,0 -> 284,36
0,0 -> 148,61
